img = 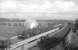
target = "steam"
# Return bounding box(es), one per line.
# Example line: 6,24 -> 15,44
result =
24,19 -> 38,29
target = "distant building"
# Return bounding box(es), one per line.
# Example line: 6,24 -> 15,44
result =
0,18 -> 25,27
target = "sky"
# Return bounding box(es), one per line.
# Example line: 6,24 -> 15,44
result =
0,0 -> 78,20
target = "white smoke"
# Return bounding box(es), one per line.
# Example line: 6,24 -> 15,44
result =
24,19 -> 38,29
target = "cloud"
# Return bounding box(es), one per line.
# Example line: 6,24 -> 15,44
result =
0,0 -> 77,19
0,0 -> 76,12
55,1 -> 75,12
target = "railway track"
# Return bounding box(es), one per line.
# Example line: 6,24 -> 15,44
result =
10,28 -> 59,50
7,23 -> 69,50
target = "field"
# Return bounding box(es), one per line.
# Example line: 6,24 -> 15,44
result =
0,26 -> 25,38
0,19 -> 69,38
0,18 -> 71,50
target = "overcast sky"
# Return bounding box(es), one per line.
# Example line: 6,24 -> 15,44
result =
0,0 -> 78,20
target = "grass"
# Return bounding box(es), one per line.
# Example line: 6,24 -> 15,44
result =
0,26 -> 25,38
